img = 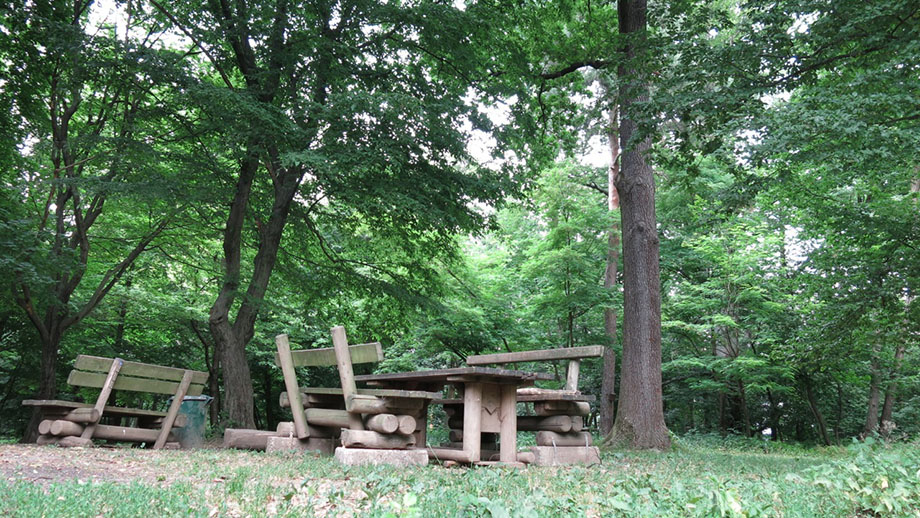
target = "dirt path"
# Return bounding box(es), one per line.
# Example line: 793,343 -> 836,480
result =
0,444 -> 194,486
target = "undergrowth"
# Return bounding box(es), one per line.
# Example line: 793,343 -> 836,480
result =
1,436 -> 918,517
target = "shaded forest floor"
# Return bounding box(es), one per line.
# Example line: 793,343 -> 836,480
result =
1,435 -> 918,517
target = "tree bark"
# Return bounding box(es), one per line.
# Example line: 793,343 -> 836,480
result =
862,344 -> 882,438
604,0 -> 670,450
801,373 -> 831,446
600,101 -> 620,436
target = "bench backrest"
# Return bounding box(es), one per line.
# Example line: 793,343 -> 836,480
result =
274,328 -> 384,437
68,355 -> 208,396
466,345 -> 605,391
272,341 -> 383,369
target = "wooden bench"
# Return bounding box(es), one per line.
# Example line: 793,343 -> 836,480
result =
448,346 -> 606,465
23,355 -> 208,449
267,326 -> 436,463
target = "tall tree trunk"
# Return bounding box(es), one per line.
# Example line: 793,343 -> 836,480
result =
801,373 -> 831,446
880,343 -> 905,436
605,0 -> 670,450
600,101 -> 620,436
862,345 -> 882,438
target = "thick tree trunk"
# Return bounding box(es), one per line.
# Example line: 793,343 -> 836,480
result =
605,0 -> 670,450
23,334 -> 62,443
600,102 -> 620,436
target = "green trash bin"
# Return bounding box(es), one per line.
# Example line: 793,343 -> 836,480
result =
169,395 -> 212,448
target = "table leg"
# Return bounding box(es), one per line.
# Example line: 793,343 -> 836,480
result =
462,382 -> 483,463
499,384 -> 517,463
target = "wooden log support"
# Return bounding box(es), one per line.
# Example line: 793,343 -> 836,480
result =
345,395 -> 424,415
535,431 -> 593,447
365,414 -> 399,434
276,334 -> 310,439
339,429 -> 415,449
38,420 -> 54,435
93,424 -> 176,443
499,383 -> 518,463
427,447 -> 475,463
49,420 -> 84,437
81,357 -> 123,440
565,360 -> 581,391
332,326 -> 366,431
154,369 -> 193,449
517,415 -> 575,433
462,382 -> 483,462
64,408 -> 100,424
304,408 -> 351,429
397,415 -> 417,435
223,429 -> 277,450
534,401 -> 590,416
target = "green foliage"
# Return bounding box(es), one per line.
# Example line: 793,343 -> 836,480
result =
6,439 -> 920,517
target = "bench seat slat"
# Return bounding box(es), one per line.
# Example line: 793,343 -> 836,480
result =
23,399 -> 170,418
74,355 -> 208,384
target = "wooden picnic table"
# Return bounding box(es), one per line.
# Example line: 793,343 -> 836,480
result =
356,367 -> 552,465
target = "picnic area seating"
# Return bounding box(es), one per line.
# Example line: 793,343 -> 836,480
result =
23,355 -> 208,449
437,346 -> 604,465
264,326 -> 438,465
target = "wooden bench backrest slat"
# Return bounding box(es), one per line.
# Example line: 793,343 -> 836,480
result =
67,370 -> 206,396
273,342 -> 384,368
74,355 -> 208,385
466,345 -> 605,365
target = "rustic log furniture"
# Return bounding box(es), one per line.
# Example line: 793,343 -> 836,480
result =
355,367 -> 552,466
23,355 -> 208,449
456,346 -> 606,465
268,326 -> 438,464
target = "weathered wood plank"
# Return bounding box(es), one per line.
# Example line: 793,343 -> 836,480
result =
466,346 -> 605,365
81,357 -> 123,440
74,355 -> 208,384
332,326 -> 366,431
154,370 -> 193,449
565,360 -> 581,391
22,400 -> 170,418
272,342 -> 384,368
67,370 -> 205,396
275,334 -> 309,439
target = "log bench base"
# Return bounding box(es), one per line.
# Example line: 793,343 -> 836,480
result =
334,447 -> 428,467
529,446 -> 600,466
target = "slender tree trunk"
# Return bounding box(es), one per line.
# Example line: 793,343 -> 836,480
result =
600,101 -> 620,436
880,343 -> 905,436
862,346 -> 882,438
605,0 -> 670,450
737,380 -> 752,437
801,373 -> 831,446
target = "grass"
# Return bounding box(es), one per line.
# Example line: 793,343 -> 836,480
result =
2,435 -> 919,517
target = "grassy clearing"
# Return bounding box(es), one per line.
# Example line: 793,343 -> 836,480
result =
1,436 -> 918,517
